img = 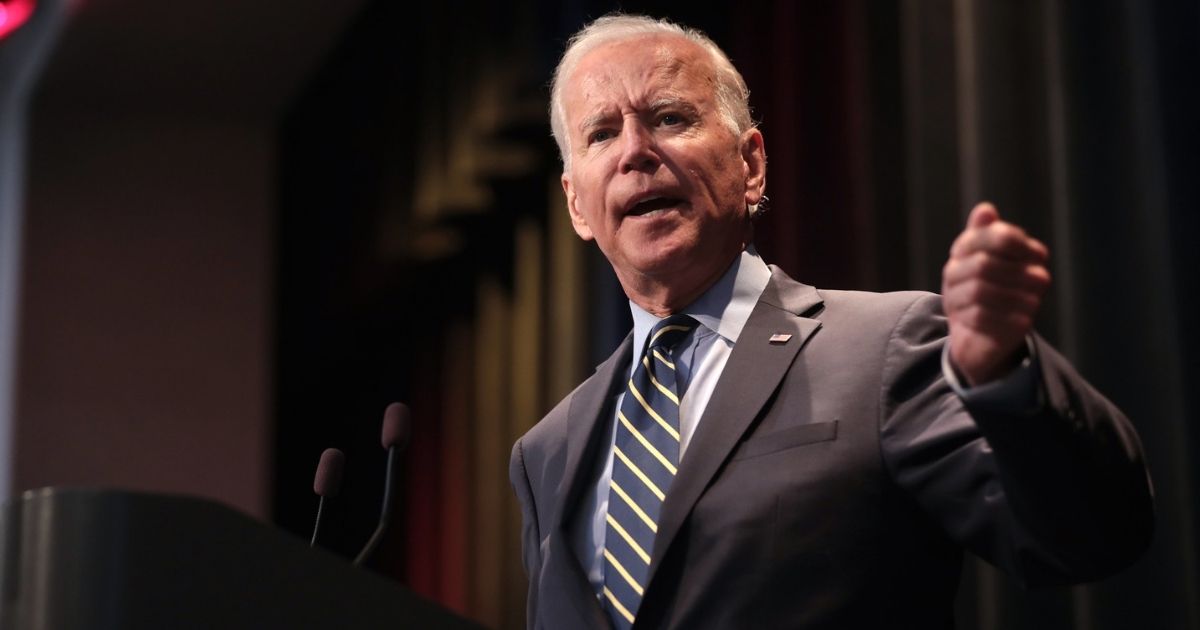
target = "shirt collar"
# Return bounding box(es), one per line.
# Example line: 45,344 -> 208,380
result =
629,247 -> 772,353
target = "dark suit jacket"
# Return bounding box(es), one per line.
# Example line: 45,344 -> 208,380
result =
509,267 -> 1153,629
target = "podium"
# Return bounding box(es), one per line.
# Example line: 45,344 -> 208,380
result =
0,487 -> 483,629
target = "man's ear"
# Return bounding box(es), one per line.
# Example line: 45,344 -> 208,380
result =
563,173 -> 595,241
740,128 -> 767,207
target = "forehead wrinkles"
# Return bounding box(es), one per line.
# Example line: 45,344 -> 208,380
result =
569,39 -> 714,125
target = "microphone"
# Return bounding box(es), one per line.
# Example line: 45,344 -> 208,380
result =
310,447 -> 345,547
353,402 -> 411,566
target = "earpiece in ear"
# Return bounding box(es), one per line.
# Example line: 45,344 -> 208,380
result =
750,195 -> 770,219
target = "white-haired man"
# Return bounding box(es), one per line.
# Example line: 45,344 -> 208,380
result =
510,14 -> 1152,629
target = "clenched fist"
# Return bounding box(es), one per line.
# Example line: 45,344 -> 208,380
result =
942,202 -> 1052,386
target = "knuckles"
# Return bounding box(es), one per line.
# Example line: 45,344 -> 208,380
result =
950,220 -> 1047,262
951,304 -> 1033,333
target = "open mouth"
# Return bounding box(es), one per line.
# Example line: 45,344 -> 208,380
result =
627,196 -> 684,217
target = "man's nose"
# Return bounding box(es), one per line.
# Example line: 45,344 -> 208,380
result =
618,123 -> 660,174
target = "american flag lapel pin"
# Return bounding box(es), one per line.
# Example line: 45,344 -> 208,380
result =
769,333 -> 793,345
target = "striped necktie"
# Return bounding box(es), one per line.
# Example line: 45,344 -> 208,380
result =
603,314 -> 697,629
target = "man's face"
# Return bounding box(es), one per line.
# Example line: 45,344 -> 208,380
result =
560,35 -> 765,304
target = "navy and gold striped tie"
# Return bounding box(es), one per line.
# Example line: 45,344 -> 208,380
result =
603,314 -> 697,628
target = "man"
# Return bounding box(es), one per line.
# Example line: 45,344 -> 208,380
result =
510,14 -> 1152,630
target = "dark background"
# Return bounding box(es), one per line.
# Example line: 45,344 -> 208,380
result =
5,1 -> 1197,628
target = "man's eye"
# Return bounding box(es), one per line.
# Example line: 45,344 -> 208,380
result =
660,114 -> 683,126
589,130 -> 614,144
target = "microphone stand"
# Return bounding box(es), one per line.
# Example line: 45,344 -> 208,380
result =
353,445 -> 397,566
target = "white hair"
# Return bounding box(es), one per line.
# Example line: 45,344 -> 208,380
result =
549,14 -> 755,170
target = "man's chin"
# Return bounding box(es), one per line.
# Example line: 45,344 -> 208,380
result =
622,242 -> 691,271
620,251 -> 707,289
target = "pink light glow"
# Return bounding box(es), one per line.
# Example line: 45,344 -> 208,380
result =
0,0 -> 37,41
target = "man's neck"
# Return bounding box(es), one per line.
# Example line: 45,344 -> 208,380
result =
620,249 -> 743,317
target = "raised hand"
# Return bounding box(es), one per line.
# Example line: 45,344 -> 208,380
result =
941,202 -> 1052,386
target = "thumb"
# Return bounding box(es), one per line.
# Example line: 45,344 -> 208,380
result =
967,201 -> 999,229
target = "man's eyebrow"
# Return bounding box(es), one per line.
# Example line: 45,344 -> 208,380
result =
578,111 -> 613,133
648,96 -> 700,115
576,98 -> 701,134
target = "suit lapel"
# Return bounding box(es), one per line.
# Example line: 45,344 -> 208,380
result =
646,269 -> 824,581
544,334 -> 633,628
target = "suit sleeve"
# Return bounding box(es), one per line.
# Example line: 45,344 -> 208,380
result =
509,438 -> 542,628
878,293 -> 1153,586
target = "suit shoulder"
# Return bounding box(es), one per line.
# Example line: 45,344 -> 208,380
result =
521,383 -> 577,445
813,288 -> 943,330
514,368 -> 606,461
817,287 -> 937,309
765,266 -> 939,323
